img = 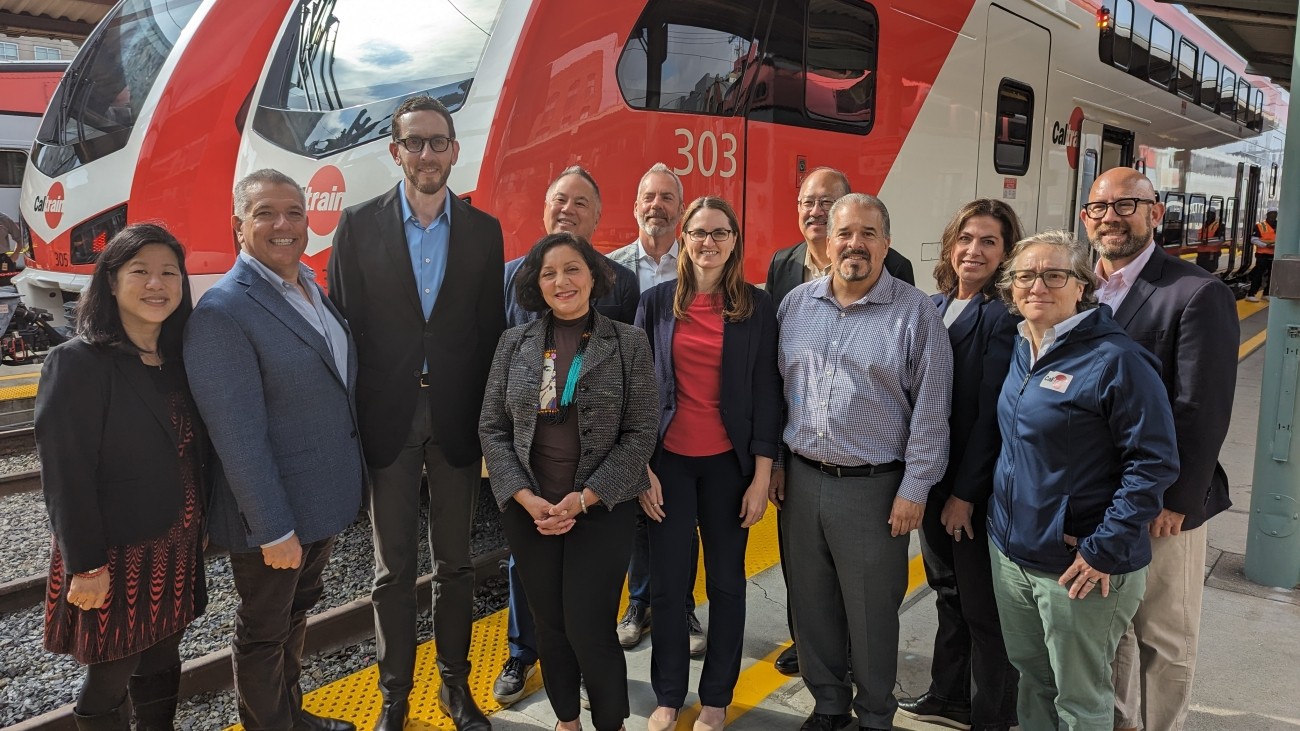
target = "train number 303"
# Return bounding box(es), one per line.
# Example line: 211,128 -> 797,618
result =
673,128 -> 739,178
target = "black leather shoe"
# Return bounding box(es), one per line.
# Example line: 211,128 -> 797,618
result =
373,697 -> 408,731
439,681 -> 491,731
896,692 -> 971,729
798,712 -> 853,731
774,644 -> 800,676
294,710 -> 357,731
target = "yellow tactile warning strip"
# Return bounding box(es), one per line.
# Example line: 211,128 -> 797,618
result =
227,509 -> 786,730
0,382 -> 38,401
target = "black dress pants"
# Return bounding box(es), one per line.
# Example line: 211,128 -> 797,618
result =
78,631 -> 183,713
229,536 -> 335,731
917,489 -> 1017,726
1249,253 -> 1274,296
503,498 -> 637,731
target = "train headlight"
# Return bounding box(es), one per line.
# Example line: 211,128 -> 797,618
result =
70,205 -> 128,265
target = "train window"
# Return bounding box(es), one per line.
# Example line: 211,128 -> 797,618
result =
1271,164 -> 1279,198
253,0 -> 506,158
1108,0 -> 1134,69
1147,18 -> 1174,89
1199,54 -> 1219,109
1207,195 -> 1225,241
993,79 -> 1034,175
1227,196 -> 1239,242
1218,67 -> 1235,116
0,150 -> 24,187
1175,39 -> 1198,100
1160,192 -> 1184,248
804,0 -> 878,126
1186,193 -> 1206,242
31,0 -> 203,177
1252,89 -> 1265,131
1235,79 -> 1251,124
617,0 -> 763,116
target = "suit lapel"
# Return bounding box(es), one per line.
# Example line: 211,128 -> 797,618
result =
427,195 -> 472,325
945,295 -> 981,346
512,322 -> 546,452
577,316 -> 618,382
1112,248 -> 1165,328
374,186 -> 424,318
114,354 -> 178,448
237,260 -> 345,386
782,242 -> 808,294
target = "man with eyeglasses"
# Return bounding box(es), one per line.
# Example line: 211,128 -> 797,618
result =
1080,167 -> 1237,731
762,166 -> 915,677
327,95 -> 504,731
777,193 -> 951,731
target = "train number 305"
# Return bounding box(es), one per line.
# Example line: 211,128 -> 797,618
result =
673,129 -> 739,178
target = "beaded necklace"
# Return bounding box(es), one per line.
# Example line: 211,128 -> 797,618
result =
538,309 -> 596,424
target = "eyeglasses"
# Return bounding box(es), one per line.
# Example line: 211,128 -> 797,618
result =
1010,269 -> 1076,289
797,197 -> 837,211
395,135 -> 454,154
1082,198 -> 1156,219
685,228 -> 734,242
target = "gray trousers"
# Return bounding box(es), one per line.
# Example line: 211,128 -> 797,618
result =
783,456 -> 910,729
370,392 -> 481,698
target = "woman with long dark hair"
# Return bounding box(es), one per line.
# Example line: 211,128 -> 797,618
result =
36,223 -> 206,730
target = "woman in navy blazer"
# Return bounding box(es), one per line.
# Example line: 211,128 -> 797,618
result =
635,196 -> 781,731
897,200 -> 1023,731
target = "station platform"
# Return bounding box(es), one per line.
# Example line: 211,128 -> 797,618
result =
227,301 -> 1299,731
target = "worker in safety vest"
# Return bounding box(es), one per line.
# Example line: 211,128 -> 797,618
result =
1246,208 -> 1277,302
1195,209 -> 1221,273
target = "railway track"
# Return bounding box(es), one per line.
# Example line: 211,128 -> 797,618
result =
0,424 -> 35,455
0,467 -> 39,497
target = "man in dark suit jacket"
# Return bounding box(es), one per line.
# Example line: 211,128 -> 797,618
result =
762,167 -> 915,677
327,96 -> 504,731
186,169 -> 363,731
1083,167 -> 1238,731
766,167 -> 914,309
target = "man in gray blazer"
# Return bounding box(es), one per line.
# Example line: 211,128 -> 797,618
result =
186,169 -> 364,731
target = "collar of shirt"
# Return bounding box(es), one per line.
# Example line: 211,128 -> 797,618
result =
1094,240 -> 1155,311
811,266 -> 896,308
1017,308 -> 1095,366
802,243 -> 832,282
636,239 -> 678,264
240,250 -> 316,295
398,179 -> 452,231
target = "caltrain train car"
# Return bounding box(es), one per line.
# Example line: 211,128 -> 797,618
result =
14,0 -> 1287,325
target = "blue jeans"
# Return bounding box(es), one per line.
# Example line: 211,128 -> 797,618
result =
507,553 -> 538,665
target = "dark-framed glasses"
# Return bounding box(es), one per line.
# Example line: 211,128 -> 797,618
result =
1010,269 -> 1076,289
395,135 -> 454,154
1082,197 -> 1156,219
797,197 -> 837,211
686,228 -> 735,242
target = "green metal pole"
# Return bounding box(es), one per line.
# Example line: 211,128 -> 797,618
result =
1244,2 -> 1300,589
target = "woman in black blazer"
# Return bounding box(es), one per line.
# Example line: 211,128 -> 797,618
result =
635,196 -> 781,731
36,224 -> 206,731
896,200 -> 1023,731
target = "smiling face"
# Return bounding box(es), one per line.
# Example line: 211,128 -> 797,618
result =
543,173 -> 600,239
682,206 -> 736,276
538,244 -> 593,320
634,171 -> 683,239
1011,243 -> 1085,331
234,181 -> 309,281
390,108 -> 460,196
830,201 -> 891,289
112,243 -> 183,335
951,214 -> 1007,296
1081,168 -> 1163,264
798,169 -> 849,246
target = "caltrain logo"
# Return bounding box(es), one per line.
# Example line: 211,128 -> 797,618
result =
34,182 -> 66,228
306,165 -> 346,236
1053,107 -> 1085,170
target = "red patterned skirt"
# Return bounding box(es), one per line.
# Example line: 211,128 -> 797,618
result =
44,471 -> 206,665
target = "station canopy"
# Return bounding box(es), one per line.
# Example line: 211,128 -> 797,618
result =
1158,0 -> 1296,90
0,0 -> 113,41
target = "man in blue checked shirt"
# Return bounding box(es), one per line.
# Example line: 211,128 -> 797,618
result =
769,193 -> 953,731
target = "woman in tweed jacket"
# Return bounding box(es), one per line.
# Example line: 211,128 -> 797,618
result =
480,232 -> 659,731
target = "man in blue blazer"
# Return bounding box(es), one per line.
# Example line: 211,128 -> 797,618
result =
1083,167 -> 1238,731
185,169 -> 364,731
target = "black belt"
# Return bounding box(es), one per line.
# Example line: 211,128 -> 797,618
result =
795,453 -> 903,478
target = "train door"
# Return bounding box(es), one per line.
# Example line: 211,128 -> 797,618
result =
976,6 -> 1048,232
1236,164 -> 1262,277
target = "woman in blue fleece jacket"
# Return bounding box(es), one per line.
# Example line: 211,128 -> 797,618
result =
988,230 -> 1179,731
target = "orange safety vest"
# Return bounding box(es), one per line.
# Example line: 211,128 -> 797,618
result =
1196,221 -> 1221,253
1255,221 -> 1276,256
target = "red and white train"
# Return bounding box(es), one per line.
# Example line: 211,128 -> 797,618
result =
15,0 -> 1287,324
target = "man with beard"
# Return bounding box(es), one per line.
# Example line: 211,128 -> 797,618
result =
605,163 -> 707,656
763,166 -> 916,677
328,95 -> 504,731
1081,167 -> 1237,731
777,193 -> 952,731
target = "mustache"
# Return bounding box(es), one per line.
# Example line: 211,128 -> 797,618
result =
839,247 -> 870,261
804,216 -> 827,227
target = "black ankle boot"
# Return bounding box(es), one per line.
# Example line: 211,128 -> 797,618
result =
128,664 -> 181,731
74,699 -> 131,731
439,681 -> 490,731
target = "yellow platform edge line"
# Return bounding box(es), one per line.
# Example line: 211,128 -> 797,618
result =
1240,330 -> 1267,362
0,382 -> 38,401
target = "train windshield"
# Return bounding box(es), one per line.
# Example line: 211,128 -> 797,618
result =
31,0 -> 202,177
254,0 -> 506,158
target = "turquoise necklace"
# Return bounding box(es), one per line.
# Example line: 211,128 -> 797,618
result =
539,309 -> 595,424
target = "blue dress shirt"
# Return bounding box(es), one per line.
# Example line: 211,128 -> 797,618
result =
399,180 -> 452,320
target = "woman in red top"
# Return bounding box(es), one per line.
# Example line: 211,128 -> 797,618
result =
635,196 -> 782,731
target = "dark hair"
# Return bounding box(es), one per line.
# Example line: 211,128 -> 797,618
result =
674,196 -> 753,322
392,95 -> 456,140
933,199 -> 1024,297
513,232 -> 613,313
75,222 -> 193,359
